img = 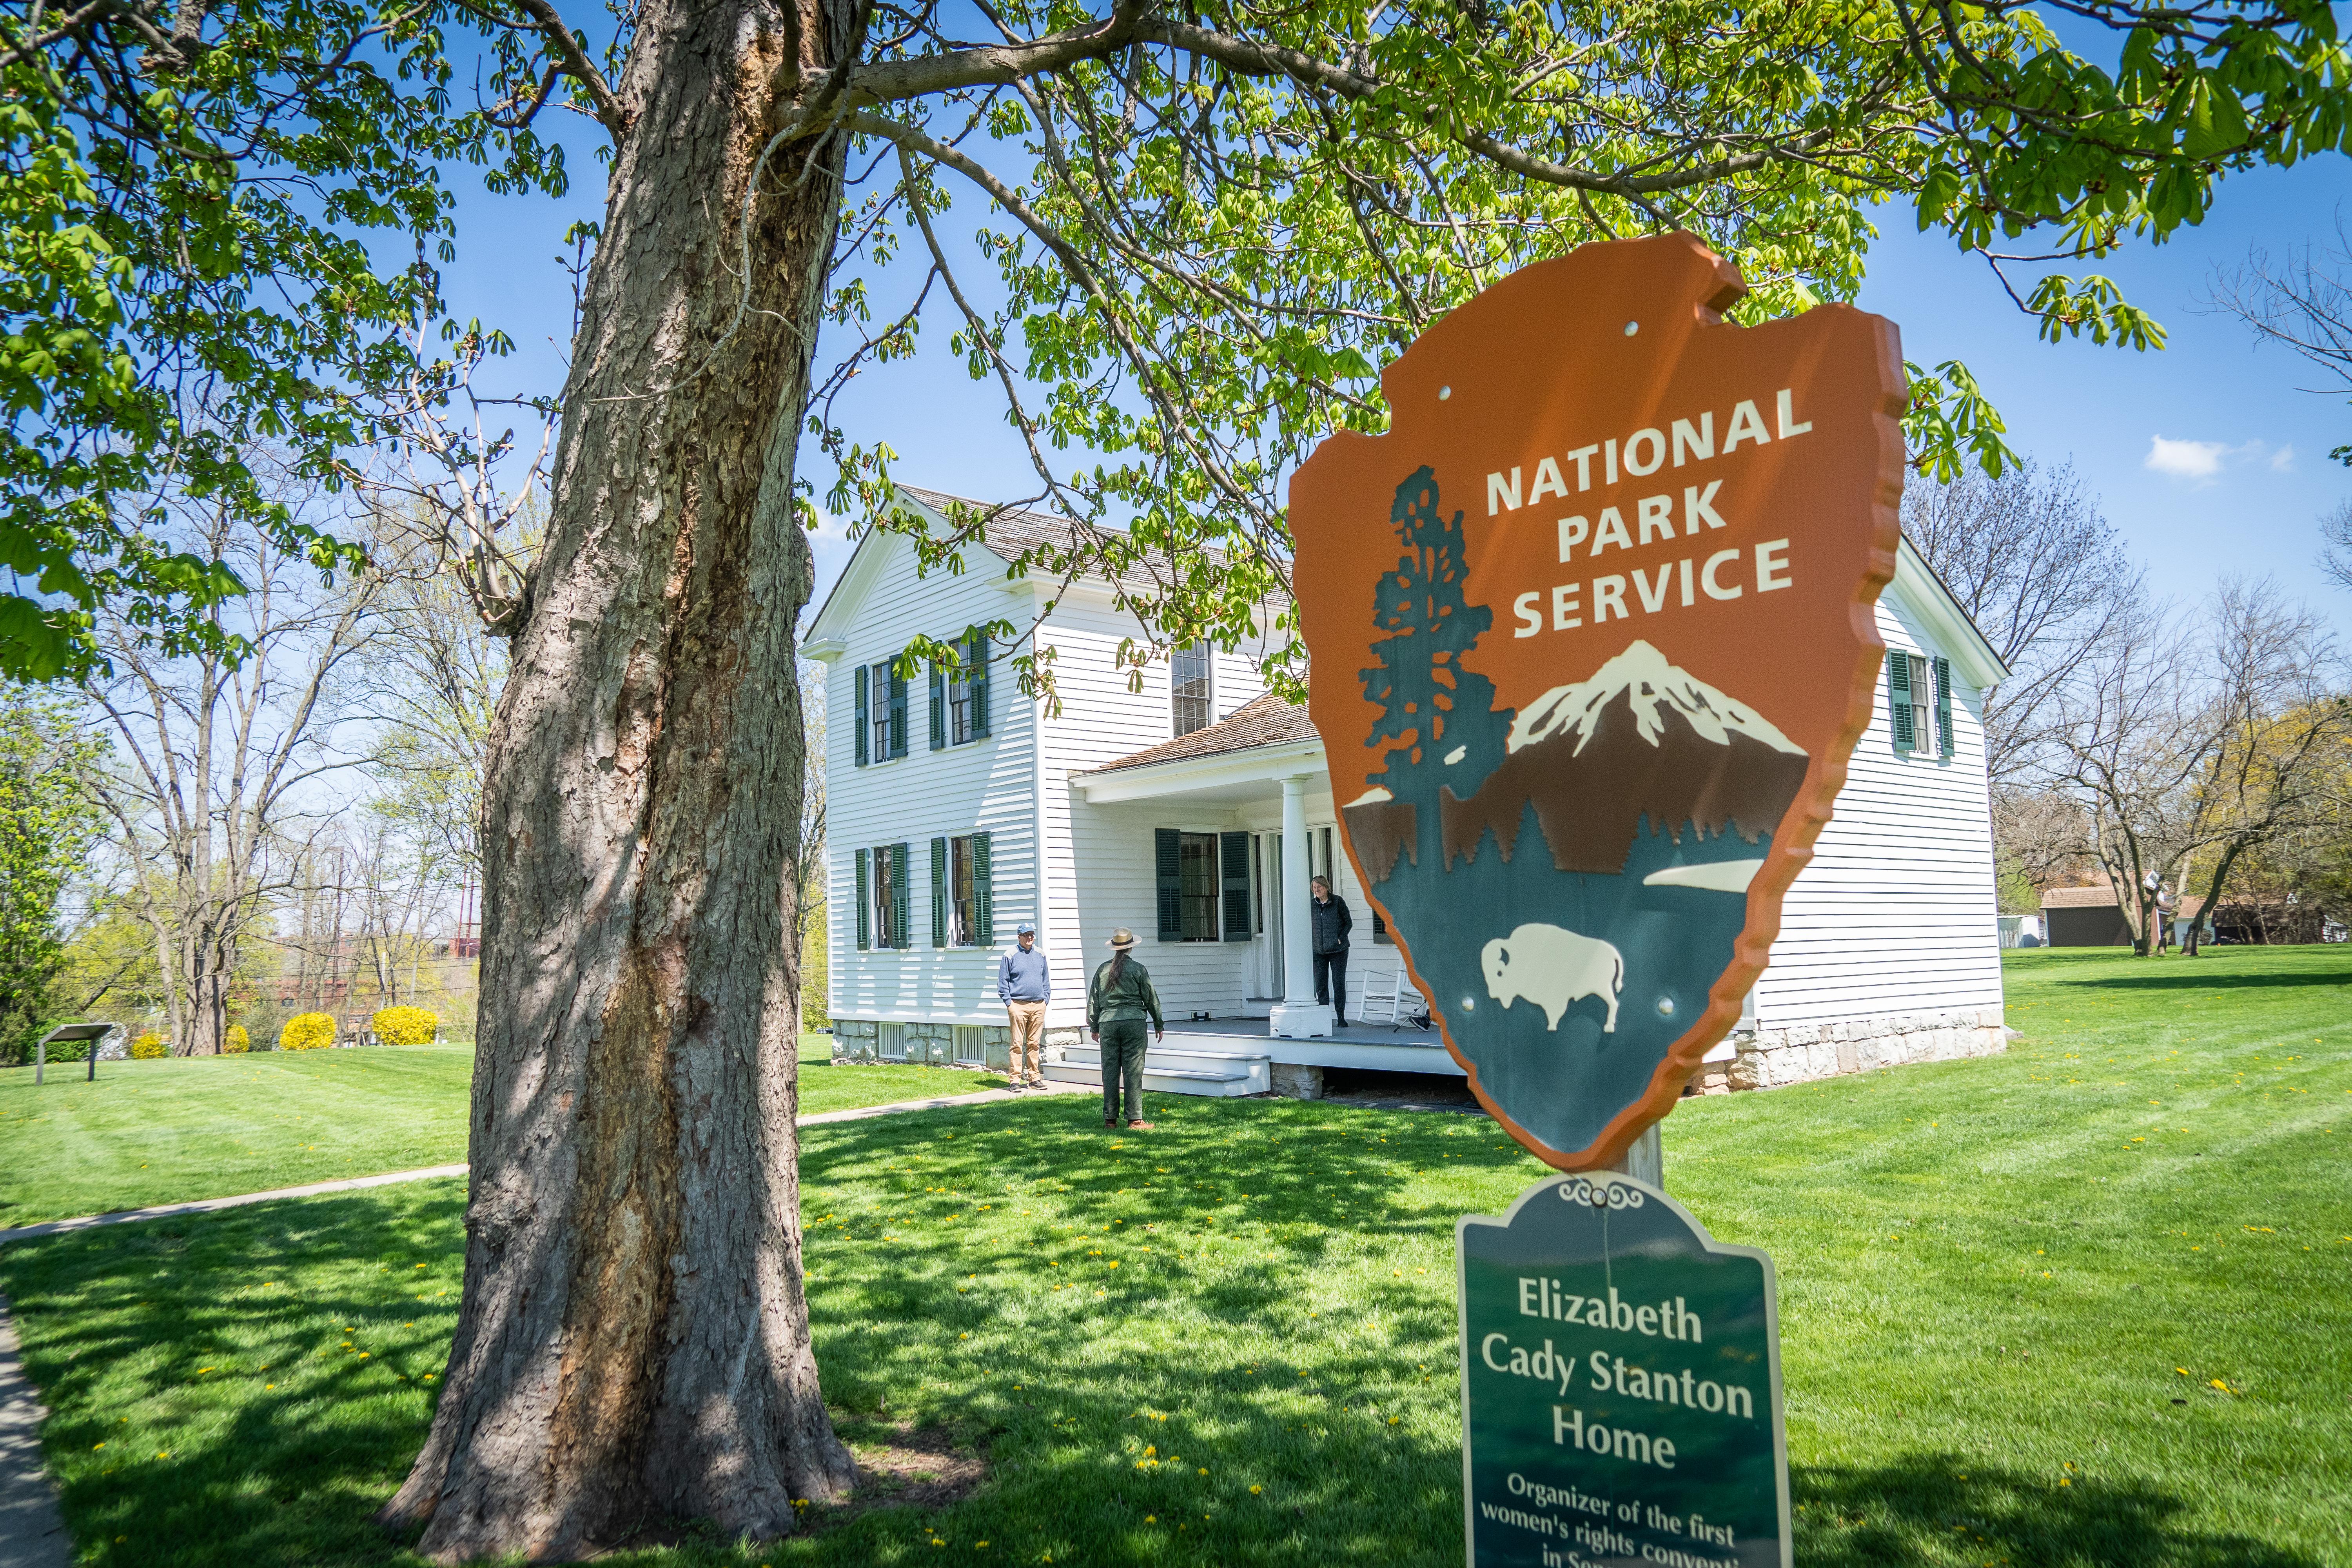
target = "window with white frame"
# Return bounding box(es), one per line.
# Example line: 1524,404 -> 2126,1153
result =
869,842 -> 900,948
1887,649 -> 1953,759
949,834 -> 978,945
1171,642 -> 1212,736
1177,831 -> 1220,940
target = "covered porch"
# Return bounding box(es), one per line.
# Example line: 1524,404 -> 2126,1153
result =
1063,694 -> 1458,1089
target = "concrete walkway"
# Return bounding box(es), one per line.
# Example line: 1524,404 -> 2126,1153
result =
0,1078 -> 1083,1565
0,1293 -> 67,1568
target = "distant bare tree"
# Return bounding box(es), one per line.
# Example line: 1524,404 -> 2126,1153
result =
2320,497 -> 2352,594
2047,578 -> 2345,953
2208,218 -> 2352,468
84,476 -> 379,1055
2171,585 -> 2349,947
1902,459 -> 2138,780
1989,785 -> 2095,890
354,514 -> 521,881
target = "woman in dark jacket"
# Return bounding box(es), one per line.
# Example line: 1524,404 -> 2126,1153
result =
1088,928 -> 1165,1129
1310,875 -> 1353,1027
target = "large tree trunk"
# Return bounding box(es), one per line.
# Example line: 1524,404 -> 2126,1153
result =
383,2 -> 857,1558
180,932 -> 230,1056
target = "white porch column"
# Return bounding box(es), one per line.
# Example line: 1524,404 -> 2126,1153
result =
1269,773 -> 1334,1039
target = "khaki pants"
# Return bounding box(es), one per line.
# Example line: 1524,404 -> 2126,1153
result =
1006,1000 -> 1047,1084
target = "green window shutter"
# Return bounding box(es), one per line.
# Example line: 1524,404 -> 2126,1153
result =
891,842 -> 911,949
971,630 -> 992,738
887,664 -> 909,758
972,832 -> 994,944
1934,656 -> 1955,759
928,662 -> 946,751
1886,649 -> 1914,753
1155,828 -> 1183,940
855,848 -> 871,950
1371,907 -> 1391,944
853,666 -> 869,767
931,836 -> 948,947
1220,830 -> 1252,941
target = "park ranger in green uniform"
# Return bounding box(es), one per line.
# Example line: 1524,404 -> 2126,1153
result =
1087,928 -> 1165,1129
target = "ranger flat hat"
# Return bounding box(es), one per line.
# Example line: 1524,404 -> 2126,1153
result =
1107,928 -> 1138,950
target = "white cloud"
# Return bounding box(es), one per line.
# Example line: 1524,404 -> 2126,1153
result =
2144,435 -> 2288,485
2145,436 -> 2228,480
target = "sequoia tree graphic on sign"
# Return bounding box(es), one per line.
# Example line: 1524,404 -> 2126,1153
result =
1289,232 -> 1906,1170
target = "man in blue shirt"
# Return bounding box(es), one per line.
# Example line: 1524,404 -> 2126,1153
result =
998,921 -> 1051,1090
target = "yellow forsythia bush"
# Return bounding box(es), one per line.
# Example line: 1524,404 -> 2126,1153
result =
225,1025 -> 250,1054
372,1006 -> 438,1046
279,1012 -> 336,1052
129,1032 -> 168,1060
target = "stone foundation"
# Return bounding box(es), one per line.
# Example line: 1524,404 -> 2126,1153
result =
829,1018 -> 1013,1069
1685,1007 -> 2007,1094
1269,1062 -> 1325,1100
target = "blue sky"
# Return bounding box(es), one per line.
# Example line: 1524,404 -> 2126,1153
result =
439,64 -> 2352,643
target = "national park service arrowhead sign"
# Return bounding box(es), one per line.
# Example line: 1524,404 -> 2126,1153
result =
1289,232 -> 1906,1171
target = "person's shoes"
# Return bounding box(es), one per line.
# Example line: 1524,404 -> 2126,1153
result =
1104,1117 -> 1118,1128
1127,1120 -> 1154,1131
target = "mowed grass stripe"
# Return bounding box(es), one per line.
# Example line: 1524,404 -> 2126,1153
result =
0,949 -> 2343,1566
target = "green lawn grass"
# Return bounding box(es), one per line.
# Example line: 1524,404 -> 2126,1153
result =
0,1036 -> 1004,1227
0,947 -> 2344,1567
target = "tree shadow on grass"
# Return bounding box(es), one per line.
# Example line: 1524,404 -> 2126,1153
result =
6,1098 -> 2338,1568
0,1181 -> 471,1568
722,1095 -> 1516,1564
1794,1454 -> 2325,1568
0,1095 -> 1515,1566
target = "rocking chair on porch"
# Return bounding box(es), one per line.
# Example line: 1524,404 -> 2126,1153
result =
1354,969 -> 1431,1033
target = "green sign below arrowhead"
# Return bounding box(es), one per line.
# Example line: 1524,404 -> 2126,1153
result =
1457,1175 -> 1790,1568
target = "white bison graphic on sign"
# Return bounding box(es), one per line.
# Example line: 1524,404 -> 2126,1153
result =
1481,924 -> 1624,1033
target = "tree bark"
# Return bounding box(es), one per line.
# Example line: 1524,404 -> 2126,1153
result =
2190,841 -> 2246,956
383,2 -> 858,1558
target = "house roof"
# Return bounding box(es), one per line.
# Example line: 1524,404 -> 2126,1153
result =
805,485 -> 1263,648
1091,691 -> 1316,772
897,486 -> 1121,569
2039,886 -> 2207,915
1893,536 -> 2009,690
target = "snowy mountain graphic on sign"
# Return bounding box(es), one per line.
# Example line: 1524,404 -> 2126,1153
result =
1507,639 -> 1804,759
1440,639 -> 1812,877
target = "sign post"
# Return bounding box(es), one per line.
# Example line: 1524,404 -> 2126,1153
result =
1458,1174 -> 1788,1568
1287,231 -> 1907,1566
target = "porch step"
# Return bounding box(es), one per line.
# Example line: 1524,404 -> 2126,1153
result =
1044,1043 -> 1270,1097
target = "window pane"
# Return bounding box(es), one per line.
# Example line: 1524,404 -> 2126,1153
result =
950,835 -> 976,946
872,846 -> 895,948
949,670 -> 973,744
1172,643 -> 1212,737
1178,832 -> 1220,941
1909,655 -> 1933,756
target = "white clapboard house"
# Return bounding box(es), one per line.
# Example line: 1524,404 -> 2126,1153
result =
809,486 -> 2012,1098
